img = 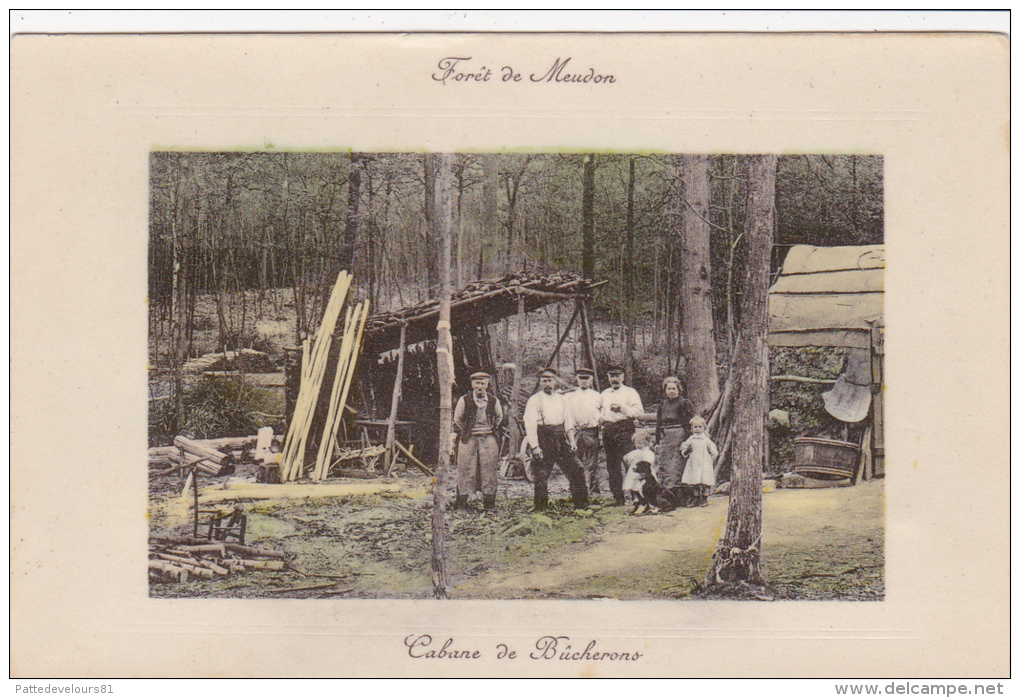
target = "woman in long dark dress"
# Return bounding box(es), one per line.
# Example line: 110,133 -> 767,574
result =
655,376 -> 696,502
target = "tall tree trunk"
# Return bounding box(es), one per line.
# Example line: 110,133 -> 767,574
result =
677,154 -> 720,412
703,153 -> 777,596
581,154 -> 596,280
169,157 -> 191,433
422,153 -> 439,292
624,155 -> 636,376
455,158 -> 465,288
340,152 -> 363,273
480,154 -> 498,279
431,153 -> 456,599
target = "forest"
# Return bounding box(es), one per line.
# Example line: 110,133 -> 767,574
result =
148,150 -> 883,600
149,151 -> 882,434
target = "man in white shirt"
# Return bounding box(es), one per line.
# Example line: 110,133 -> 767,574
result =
523,367 -> 589,512
565,367 -> 603,498
600,365 -> 645,506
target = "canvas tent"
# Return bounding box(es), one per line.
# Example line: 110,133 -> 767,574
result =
768,244 -> 885,477
769,245 -> 883,349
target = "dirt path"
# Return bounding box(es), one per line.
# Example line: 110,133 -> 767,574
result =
149,474 -> 883,601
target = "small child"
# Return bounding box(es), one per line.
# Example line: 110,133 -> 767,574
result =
680,415 -> 719,507
622,430 -> 658,514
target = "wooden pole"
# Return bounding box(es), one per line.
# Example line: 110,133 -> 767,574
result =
509,291 -> 525,452
544,302 -> 581,368
579,299 -> 600,391
432,153 -> 455,599
383,323 -> 408,476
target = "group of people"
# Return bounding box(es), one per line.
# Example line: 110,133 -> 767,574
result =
451,366 -> 718,514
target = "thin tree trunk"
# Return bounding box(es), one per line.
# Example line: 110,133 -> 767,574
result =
581,154 -> 596,279
480,154 -> 498,279
431,153 -> 456,599
677,154 -> 720,412
703,153 -> 777,596
422,153 -> 438,293
625,156 -> 636,376
340,152 -> 363,273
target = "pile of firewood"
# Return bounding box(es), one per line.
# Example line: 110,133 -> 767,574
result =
148,435 -> 261,477
148,537 -> 289,583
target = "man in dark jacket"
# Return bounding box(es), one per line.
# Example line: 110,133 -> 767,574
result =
452,372 -> 505,511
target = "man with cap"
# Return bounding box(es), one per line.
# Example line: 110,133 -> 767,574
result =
600,365 -> 645,506
452,371 -> 505,511
565,367 -> 603,498
523,367 -> 589,512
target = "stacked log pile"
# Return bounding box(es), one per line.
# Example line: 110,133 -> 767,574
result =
149,436 -> 242,477
148,537 -> 289,583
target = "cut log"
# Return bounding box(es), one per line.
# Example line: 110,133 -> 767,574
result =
203,436 -> 257,451
170,452 -> 223,477
148,560 -> 190,582
174,436 -> 234,467
224,543 -> 287,559
235,559 -> 286,571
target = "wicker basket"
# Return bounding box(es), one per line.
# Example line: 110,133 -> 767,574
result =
792,437 -> 860,480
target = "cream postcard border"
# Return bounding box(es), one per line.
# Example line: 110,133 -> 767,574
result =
10,32 -> 1010,677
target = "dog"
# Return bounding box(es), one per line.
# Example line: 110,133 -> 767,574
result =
629,461 -> 679,515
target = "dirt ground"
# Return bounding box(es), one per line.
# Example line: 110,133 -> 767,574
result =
148,469 -> 884,601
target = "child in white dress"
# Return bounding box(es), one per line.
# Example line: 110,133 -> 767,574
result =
680,415 -> 718,507
622,430 -> 657,514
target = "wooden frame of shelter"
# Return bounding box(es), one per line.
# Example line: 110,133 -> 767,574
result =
360,272 -> 602,470
768,244 -> 885,478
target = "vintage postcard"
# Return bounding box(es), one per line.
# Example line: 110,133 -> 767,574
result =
10,29 -> 1009,678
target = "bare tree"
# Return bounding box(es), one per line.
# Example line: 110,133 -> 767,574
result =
703,153 -> 777,597
431,153 -> 457,599
340,152 -> 364,272
676,154 -> 721,412
581,154 -> 596,280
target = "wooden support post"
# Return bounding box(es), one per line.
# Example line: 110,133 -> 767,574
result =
383,323 -> 408,476
509,291 -> 525,452
544,302 -> 581,368
579,299 -> 600,391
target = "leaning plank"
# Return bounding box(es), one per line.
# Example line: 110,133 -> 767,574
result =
383,322 -> 408,477
394,440 -> 433,476
318,301 -> 370,480
281,271 -> 352,480
314,304 -> 360,480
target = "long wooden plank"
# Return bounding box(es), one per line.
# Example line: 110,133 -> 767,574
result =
316,300 -> 370,480
313,305 -> 359,480
281,271 -> 352,479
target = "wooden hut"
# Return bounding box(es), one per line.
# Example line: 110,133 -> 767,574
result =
358,272 -> 600,463
768,245 -> 885,478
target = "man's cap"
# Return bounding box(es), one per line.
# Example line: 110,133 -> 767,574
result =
607,365 -> 625,375
575,368 -> 595,378
539,367 -> 559,378
470,371 -> 491,380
